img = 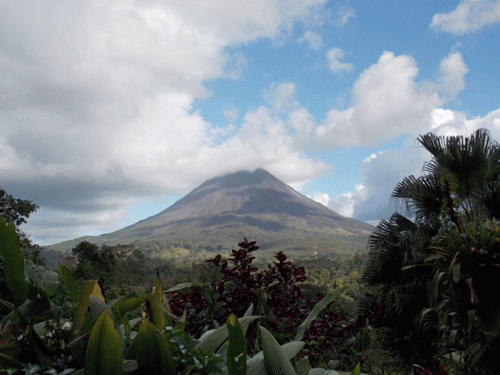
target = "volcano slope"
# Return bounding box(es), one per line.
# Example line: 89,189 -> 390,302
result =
49,169 -> 374,260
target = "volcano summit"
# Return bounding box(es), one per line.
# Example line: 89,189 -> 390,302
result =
51,169 -> 374,257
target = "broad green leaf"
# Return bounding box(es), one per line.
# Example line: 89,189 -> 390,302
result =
150,276 -> 165,330
113,295 -> 147,320
123,360 -> 139,375
247,342 -> 304,375
135,319 -> 176,374
73,280 -> 105,333
260,326 -> 297,375
85,310 -> 123,375
196,316 -> 259,354
244,303 -> 254,317
89,295 -> 109,323
21,283 -> 51,320
67,333 -> 90,366
120,317 -> 142,339
246,352 -> 266,375
423,253 -> 445,263
308,369 -> 341,375
81,360 -> 138,375
280,341 -> 305,360
227,314 -> 246,375
34,320 -> 55,337
165,282 -> 194,293
241,303 -> 254,336
0,219 -> 28,306
295,357 -> 311,375
25,261 -> 59,295
0,352 -> 25,370
296,287 -> 347,341
60,264 -> 79,299
350,363 -> 361,375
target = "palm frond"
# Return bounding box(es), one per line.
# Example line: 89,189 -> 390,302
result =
475,179 -> 500,220
392,174 -> 443,229
419,128 -> 500,202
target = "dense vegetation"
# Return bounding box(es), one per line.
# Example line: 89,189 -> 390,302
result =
1,128 -> 500,374
363,128 -> 500,374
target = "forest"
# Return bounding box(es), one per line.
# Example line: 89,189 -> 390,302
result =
1,128 -> 500,375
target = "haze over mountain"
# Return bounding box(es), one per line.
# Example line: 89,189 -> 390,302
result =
50,169 -> 374,257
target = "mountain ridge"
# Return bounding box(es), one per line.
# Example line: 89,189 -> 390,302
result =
48,169 -> 374,258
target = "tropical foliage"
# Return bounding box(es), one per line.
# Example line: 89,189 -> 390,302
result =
167,239 -> 378,369
363,128 -> 500,374
0,218 -> 371,375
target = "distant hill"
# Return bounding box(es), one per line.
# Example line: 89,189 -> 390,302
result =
47,169 -> 374,260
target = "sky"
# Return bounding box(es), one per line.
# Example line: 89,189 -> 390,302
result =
1,0 -> 500,245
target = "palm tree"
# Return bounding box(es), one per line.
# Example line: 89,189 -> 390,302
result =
362,129 -> 500,372
419,129 -> 500,220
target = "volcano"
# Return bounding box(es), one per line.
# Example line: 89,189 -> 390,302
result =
50,169 -> 374,257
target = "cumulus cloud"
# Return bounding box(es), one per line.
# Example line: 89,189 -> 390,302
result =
430,52 -> 469,102
297,30 -> 325,50
351,146 -> 429,222
315,51 -> 442,147
0,0 -> 329,244
329,184 -> 367,217
327,47 -> 354,73
318,107 -> 500,226
337,109 -> 500,224
430,0 -> 500,35
308,192 -> 331,207
14,92 -> 330,244
2,0 -> 497,245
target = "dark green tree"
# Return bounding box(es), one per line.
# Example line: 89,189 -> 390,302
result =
72,241 -> 117,286
0,189 -> 39,311
72,241 -> 100,264
0,189 -> 38,228
363,129 -> 500,372
0,188 -> 38,248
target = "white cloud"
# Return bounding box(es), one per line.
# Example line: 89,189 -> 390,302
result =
263,82 -> 300,114
0,0 -> 330,244
341,109 -> 500,223
333,5 -> 356,29
1,0 -> 498,245
351,146 -> 429,221
160,0 -> 328,44
363,153 -> 378,163
287,107 -> 317,143
430,0 -> 500,35
308,192 -> 331,207
315,51 -> 442,147
13,93 -> 330,244
327,47 -> 354,73
112,90 -> 328,194
433,52 -> 469,102
431,108 -> 470,135
297,30 -> 324,50
329,184 -> 367,217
